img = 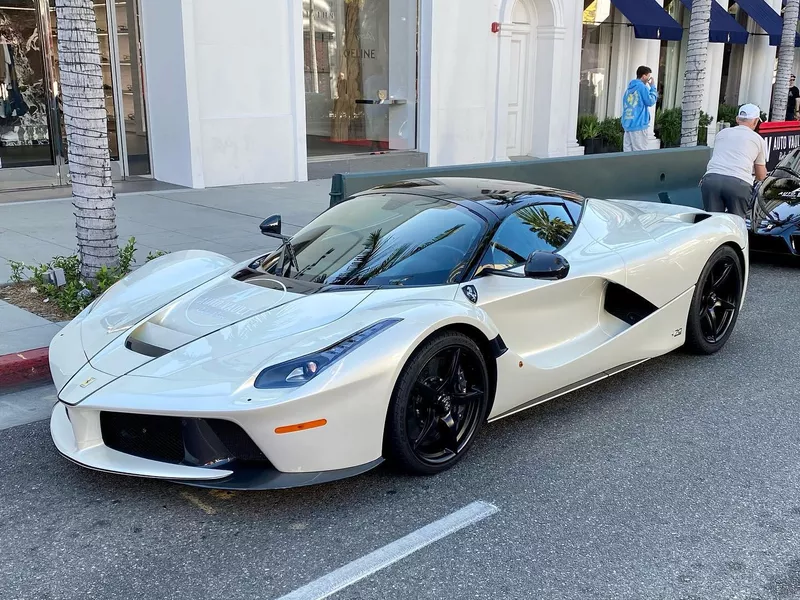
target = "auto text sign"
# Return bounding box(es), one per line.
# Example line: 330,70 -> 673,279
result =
759,122 -> 800,171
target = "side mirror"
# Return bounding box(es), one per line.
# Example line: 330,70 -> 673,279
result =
524,251 -> 569,280
260,214 -> 282,238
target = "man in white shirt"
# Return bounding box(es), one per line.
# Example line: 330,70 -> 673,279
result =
700,103 -> 768,218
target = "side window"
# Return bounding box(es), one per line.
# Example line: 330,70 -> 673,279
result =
479,203 -> 575,272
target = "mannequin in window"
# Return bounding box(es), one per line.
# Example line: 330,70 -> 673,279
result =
0,38 -> 28,144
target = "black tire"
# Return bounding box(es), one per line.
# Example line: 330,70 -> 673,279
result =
684,245 -> 743,355
384,331 -> 490,475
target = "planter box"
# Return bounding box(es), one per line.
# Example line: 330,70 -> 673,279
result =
583,138 -> 603,155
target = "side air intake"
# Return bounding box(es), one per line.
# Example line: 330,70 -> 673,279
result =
604,282 -> 658,326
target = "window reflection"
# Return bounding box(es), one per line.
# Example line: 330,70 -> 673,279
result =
302,0 -> 417,157
480,204 -> 575,273
259,194 -> 484,287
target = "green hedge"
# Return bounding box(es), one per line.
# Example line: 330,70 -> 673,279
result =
578,103 -> 769,153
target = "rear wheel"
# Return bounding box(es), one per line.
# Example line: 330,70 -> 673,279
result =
384,331 -> 489,475
684,245 -> 743,355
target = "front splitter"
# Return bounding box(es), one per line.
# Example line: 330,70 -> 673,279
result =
167,458 -> 385,490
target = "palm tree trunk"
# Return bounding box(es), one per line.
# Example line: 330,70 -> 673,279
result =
771,0 -> 800,121
54,0 -> 119,280
680,0 -> 711,147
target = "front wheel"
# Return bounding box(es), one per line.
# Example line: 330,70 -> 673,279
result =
683,245 -> 743,355
384,331 -> 489,475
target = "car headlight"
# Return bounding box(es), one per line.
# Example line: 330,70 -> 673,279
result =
254,318 -> 402,389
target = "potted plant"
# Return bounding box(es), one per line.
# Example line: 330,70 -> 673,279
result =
578,114 -> 602,154
698,111 -> 713,145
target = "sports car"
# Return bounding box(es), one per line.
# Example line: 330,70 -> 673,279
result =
49,177 -> 749,490
748,144 -> 800,254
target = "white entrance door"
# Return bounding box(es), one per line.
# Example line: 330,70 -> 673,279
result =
506,2 -> 533,157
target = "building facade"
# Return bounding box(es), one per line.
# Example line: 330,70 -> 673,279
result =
0,0 -> 795,192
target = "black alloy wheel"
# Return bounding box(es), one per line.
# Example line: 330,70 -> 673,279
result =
384,331 -> 489,475
684,245 -> 743,355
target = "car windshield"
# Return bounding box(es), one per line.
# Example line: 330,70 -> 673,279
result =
257,193 -> 486,287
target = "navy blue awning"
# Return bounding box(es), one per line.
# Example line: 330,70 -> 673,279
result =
734,0 -> 800,46
609,0 -> 683,41
679,0 -> 749,44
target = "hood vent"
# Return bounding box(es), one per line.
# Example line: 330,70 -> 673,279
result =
125,338 -> 169,358
125,321 -> 195,358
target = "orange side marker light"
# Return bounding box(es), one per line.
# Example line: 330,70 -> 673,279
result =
275,419 -> 328,434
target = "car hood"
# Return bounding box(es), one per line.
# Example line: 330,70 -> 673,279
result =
85,272 -> 374,378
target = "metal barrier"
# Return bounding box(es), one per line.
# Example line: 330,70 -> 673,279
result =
329,147 -> 711,209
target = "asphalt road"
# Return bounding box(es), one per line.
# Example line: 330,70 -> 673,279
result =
3,258 -> 800,600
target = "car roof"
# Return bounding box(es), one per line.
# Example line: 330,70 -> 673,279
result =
352,177 -> 584,221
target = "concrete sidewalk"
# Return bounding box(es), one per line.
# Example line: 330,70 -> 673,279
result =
0,178 -> 332,283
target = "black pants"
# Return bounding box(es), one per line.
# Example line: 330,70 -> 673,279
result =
700,173 -> 752,218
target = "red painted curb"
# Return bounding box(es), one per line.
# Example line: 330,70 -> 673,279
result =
0,347 -> 51,388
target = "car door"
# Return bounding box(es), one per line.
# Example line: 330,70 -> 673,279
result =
466,199 -> 627,411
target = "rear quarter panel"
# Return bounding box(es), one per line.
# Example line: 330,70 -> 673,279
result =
581,199 -> 749,307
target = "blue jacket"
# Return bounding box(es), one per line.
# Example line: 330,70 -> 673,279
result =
621,79 -> 658,132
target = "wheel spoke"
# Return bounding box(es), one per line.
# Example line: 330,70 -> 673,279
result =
712,262 -> 733,290
702,309 -> 715,334
437,413 -> 459,454
719,298 -> 736,311
451,388 -> 483,406
443,347 -> 462,389
412,410 -> 438,450
709,308 -> 719,334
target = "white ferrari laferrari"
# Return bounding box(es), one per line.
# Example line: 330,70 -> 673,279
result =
49,178 -> 749,489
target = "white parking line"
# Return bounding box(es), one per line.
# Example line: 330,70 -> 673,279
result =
276,500 -> 499,600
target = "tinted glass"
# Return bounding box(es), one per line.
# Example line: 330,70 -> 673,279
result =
480,203 -> 574,271
260,194 -> 485,287
775,146 -> 800,174
564,198 -> 584,223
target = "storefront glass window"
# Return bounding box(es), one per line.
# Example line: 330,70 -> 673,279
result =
0,1 -> 54,178
578,0 -> 615,119
719,3 -> 748,107
49,0 -> 150,177
302,0 -> 418,158
656,0 -> 686,112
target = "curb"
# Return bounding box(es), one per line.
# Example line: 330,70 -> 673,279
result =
0,348 -> 51,388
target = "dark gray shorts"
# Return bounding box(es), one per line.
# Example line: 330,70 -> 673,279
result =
700,173 -> 752,218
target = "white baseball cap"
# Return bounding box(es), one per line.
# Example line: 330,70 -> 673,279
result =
738,103 -> 762,120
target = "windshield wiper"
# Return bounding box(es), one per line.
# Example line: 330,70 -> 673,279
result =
279,238 -> 300,275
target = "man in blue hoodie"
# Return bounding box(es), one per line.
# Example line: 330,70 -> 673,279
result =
621,66 -> 658,152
